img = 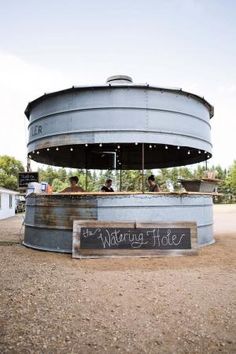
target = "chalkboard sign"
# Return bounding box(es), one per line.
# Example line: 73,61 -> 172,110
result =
73,221 -> 198,258
18,172 -> 39,188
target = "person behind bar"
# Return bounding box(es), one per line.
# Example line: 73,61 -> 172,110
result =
147,175 -> 160,192
60,176 -> 84,193
101,178 -> 114,192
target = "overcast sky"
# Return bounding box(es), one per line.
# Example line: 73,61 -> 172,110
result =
0,0 -> 235,170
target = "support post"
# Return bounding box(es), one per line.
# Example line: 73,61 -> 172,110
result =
26,157 -> 31,172
142,143 -> 145,193
85,150 -> 88,191
119,169 -> 122,191
85,169 -> 88,191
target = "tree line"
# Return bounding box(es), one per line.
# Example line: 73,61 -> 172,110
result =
0,155 -> 235,203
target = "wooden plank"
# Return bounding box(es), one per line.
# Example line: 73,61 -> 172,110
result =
55,191 -> 219,196
72,220 -> 198,259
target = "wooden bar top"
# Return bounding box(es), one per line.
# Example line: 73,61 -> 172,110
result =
31,191 -> 221,197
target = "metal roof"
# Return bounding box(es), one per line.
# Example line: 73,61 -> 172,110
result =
25,82 -> 214,119
0,187 -> 19,194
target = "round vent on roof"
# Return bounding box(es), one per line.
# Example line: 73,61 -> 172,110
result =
106,75 -> 133,84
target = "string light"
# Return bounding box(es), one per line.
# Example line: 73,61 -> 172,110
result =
32,151 -> 35,154
56,147 -> 59,151
207,155 -> 210,158
47,148 -> 50,151
117,145 -> 120,149
149,145 -> 152,148
36,151 -> 40,155
85,144 -> 88,147
198,150 -> 201,154
135,142 -> 138,145
187,151 -> 191,155
204,151 -> 207,154
70,148 -> 73,151
177,146 -> 180,150
165,145 -> 168,150
99,143 -> 102,147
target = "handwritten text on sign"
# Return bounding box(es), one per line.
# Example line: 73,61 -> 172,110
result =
80,227 -> 191,249
18,172 -> 39,188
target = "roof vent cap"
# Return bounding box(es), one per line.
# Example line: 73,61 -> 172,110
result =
106,75 -> 133,84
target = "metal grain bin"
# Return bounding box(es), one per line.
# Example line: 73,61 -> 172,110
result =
25,75 -> 213,169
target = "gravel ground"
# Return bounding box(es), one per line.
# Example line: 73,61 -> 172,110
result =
0,206 -> 235,354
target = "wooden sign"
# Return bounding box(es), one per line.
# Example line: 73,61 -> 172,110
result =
73,221 -> 198,258
18,172 -> 39,188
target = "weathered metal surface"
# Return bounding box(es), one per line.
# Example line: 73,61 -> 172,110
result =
23,193 -> 214,253
180,179 -> 218,192
24,194 -> 97,252
25,77 -> 214,169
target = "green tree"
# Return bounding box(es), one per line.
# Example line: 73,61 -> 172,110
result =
57,168 -> 67,182
52,178 -> 67,192
192,165 -> 206,179
119,170 -> 144,191
0,155 -> 24,190
38,166 -> 59,185
226,161 -> 236,196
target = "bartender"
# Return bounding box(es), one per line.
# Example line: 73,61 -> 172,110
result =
147,175 -> 160,192
101,178 -> 114,192
60,176 -> 84,192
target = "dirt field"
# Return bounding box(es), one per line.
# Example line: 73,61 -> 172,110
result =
0,205 -> 235,354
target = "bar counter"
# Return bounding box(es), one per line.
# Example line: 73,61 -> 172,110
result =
23,192 -> 216,253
